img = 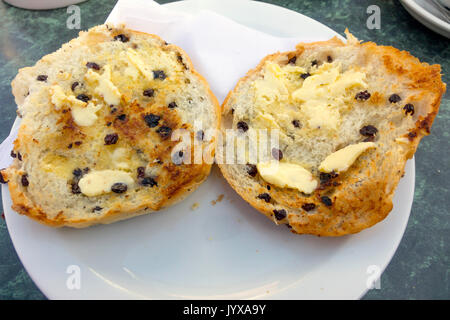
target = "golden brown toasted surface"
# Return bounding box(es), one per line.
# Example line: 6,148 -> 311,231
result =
1,24 -> 220,228
219,31 -> 445,236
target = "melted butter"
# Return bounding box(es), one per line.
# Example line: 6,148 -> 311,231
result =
78,170 -> 134,197
85,65 -> 121,105
319,142 -> 376,173
126,48 -> 154,80
111,147 -> 131,170
257,161 -> 318,194
41,154 -> 75,179
251,62 -> 305,134
292,62 -> 367,130
252,62 -> 289,107
50,85 -> 85,110
71,102 -> 102,127
251,61 -> 367,133
126,47 -> 181,81
124,65 -> 140,80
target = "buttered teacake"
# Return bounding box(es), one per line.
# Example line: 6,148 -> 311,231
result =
219,31 -> 445,236
1,24 -> 220,228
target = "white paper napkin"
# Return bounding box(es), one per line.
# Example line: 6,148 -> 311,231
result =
0,0 -> 321,168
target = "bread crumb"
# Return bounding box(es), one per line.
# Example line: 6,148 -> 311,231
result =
190,202 -> 199,210
211,194 -> 224,205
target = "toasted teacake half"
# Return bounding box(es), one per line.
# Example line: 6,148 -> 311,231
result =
218,31 -> 445,236
1,24 -> 220,228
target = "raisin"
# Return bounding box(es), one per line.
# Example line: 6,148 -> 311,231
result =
292,120 -> 301,128
177,55 -> 188,69
17,152 -> 22,161
403,103 -> 415,116
288,56 -> 297,64
104,133 -> 119,145
408,132 -> 417,140
86,62 -> 100,70
143,89 -> 154,97
141,177 -> 157,187
92,206 -> 103,212
156,126 -> 172,139
83,167 -> 90,174
267,185 -> 271,190
327,55 -> 333,63
76,94 -> 90,102
321,196 -> 333,207
74,141 -> 82,146
117,114 -> 126,121
37,75 -> 48,82
114,34 -> 129,42
168,102 -> 178,109
363,136 -> 375,142
10,150 -> 16,158
273,209 -> 287,220
311,60 -> 318,67
355,90 -> 371,101
302,203 -> 316,212
110,107 -> 117,114
111,182 -> 127,193
106,122 -> 112,126
237,121 -> 249,132
143,114 -> 160,128
257,193 -> 271,203
389,93 -> 401,103
73,168 -> 83,177
360,125 -> 378,137
320,171 -> 338,184
71,182 -> 81,194
21,174 -> 29,187
300,72 -> 311,80
246,164 -> 258,177
197,130 -> 205,141
153,70 -> 167,80
71,81 -> 79,91
137,167 -> 146,179
272,148 -> 283,161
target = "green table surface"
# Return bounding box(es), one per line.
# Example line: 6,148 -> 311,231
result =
0,0 -> 448,300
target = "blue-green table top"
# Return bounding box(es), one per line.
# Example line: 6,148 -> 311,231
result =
0,0 -> 448,299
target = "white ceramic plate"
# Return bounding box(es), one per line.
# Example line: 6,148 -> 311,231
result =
400,0 -> 450,38
2,0 -> 415,299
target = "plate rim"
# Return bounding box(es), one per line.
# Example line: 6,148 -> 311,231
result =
400,0 -> 450,38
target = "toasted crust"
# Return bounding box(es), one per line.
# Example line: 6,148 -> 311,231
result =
219,31 -> 445,236
2,24 -> 220,228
